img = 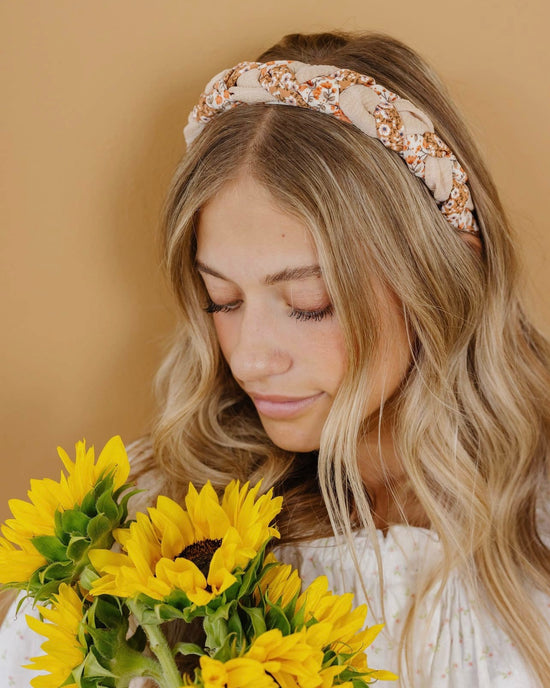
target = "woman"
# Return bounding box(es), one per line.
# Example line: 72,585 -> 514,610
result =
2,30 -> 549,687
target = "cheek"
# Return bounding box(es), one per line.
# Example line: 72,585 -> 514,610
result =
316,323 -> 348,384
211,316 -> 234,360
374,310 -> 412,400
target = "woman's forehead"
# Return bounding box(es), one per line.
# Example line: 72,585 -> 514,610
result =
196,175 -> 317,259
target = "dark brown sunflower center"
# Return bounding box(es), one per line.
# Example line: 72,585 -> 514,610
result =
177,538 -> 222,578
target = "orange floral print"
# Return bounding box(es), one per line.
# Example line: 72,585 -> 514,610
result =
184,60 -> 479,236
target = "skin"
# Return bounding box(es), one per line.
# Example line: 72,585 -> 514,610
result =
196,173 -> 421,528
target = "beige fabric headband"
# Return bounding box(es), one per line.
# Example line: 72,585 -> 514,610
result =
184,60 -> 480,236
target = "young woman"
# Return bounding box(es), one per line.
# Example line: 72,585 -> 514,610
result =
2,30 -> 549,687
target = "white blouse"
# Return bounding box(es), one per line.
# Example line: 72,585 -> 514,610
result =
1,522 -> 548,687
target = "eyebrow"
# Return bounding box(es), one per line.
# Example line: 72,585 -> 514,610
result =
195,260 -> 322,286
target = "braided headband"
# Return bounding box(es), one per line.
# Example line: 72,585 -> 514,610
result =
184,60 -> 479,236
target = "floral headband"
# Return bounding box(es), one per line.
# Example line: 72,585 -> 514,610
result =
184,60 -> 480,236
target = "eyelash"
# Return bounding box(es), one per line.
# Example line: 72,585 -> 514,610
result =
203,298 -> 334,322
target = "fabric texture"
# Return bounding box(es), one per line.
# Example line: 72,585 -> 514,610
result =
184,60 -> 479,236
2,501 -> 548,687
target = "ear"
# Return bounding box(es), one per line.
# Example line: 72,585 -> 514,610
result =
459,231 -> 483,258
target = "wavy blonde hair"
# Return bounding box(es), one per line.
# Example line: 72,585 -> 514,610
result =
134,31 -> 550,684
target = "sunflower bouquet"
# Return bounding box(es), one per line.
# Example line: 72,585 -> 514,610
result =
0,436 -> 397,687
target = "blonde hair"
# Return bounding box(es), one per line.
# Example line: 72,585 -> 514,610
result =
138,31 -> 550,684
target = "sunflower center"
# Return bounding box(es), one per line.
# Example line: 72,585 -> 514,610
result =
178,538 -> 222,578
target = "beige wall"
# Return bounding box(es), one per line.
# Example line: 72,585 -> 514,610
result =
1,1 -> 549,521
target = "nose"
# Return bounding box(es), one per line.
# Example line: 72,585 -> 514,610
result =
228,304 -> 292,385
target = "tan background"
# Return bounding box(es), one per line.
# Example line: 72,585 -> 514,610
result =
1,1 -> 548,521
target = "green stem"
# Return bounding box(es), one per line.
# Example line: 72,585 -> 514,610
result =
126,598 -> 182,688
141,622 -> 183,688
110,647 -> 165,688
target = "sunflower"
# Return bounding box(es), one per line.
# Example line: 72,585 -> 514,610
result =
296,576 -> 397,683
197,656 -> 274,688
297,576 -> 375,651
90,480 -> 283,606
24,583 -> 86,688
192,628 -> 324,688
256,565 -> 397,684
256,554 -> 302,610
0,435 -> 130,585
244,627 -> 325,688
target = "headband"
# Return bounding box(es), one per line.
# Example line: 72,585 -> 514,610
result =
184,60 -> 480,236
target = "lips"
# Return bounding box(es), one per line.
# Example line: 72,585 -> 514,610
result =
249,392 -> 324,419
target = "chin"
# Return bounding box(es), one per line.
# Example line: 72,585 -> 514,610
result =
260,420 -> 321,453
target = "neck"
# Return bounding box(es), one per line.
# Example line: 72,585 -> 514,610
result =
356,418 -> 429,531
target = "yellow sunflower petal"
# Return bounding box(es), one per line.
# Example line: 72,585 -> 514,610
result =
355,622 -> 385,648
319,665 -> 347,688
0,541 -> 46,583
220,480 -> 251,523
8,498 -> 53,537
148,496 -> 192,558
258,561 -> 302,609
187,482 -> 231,541
244,628 -> 324,687
88,548 -> 130,572
124,513 -> 159,580
94,435 -> 130,490
200,656 -> 276,688
156,556 -> 206,589
365,668 -> 398,681
88,479 -> 281,605
62,441 -> 94,503
0,436 -> 132,586
24,583 -> 86,688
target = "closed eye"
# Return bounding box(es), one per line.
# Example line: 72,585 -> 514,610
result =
203,298 -> 241,314
203,298 -> 334,322
289,304 -> 334,321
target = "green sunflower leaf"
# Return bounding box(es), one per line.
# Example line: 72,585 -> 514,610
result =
238,543 -> 270,597
82,646 -> 117,679
39,559 -> 73,582
210,630 -> 238,663
54,509 -> 65,540
62,509 -> 91,534
290,596 -> 306,631
93,596 -> 126,629
96,491 -> 119,522
126,625 -> 147,652
66,536 -> 90,562
240,605 -> 267,638
87,514 -> 113,542
266,604 -> 291,635
153,603 -> 187,622
173,642 -> 207,657
81,489 -> 98,517
114,486 -> 141,516
31,535 -> 67,562
204,614 -> 229,654
164,588 -> 192,612
28,579 -> 65,602
227,609 -> 244,645
86,626 -> 120,661
79,564 -> 100,591
93,475 -> 115,497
